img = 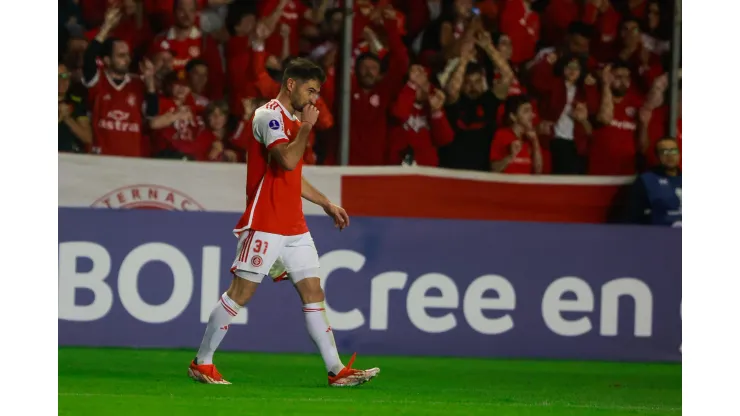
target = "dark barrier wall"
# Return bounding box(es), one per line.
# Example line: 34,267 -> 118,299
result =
58,208 -> 681,362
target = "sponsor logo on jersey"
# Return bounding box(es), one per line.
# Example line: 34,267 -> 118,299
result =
98,110 -> 141,133
91,184 -> 205,211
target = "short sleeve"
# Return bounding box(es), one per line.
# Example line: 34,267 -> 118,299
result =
252,108 -> 289,149
490,129 -> 514,161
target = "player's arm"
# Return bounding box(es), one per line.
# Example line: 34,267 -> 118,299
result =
302,176 -> 350,230
301,176 -> 331,209
262,105 -> 320,171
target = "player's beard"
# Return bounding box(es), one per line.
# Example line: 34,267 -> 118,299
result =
612,86 -> 627,97
291,92 -> 307,112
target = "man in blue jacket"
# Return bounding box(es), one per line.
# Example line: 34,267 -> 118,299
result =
628,137 -> 682,226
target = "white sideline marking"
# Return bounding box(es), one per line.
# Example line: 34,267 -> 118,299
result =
58,392 -> 680,412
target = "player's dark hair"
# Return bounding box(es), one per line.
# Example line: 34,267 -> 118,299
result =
185,58 -> 208,73
282,58 -> 326,86
504,94 -> 532,126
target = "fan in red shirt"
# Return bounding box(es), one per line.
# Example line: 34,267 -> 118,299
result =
528,22 -> 596,95
638,74 -> 681,170
541,0 -> 582,47
228,97 -> 269,163
387,66 -> 454,166
185,59 -> 211,113
499,0 -> 540,66
196,100 -> 239,163
490,94 -> 544,174
531,53 -> 600,174
588,61 -> 644,176
583,0 -> 622,64
149,70 -> 208,160
82,6 -> 159,158
258,0 -> 326,58
150,0 -> 225,100
85,0 -> 154,60
345,9 -> 410,165
225,6 -> 258,114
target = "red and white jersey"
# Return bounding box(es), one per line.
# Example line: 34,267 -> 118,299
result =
233,99 -> 307,236
84,68 -> 146,157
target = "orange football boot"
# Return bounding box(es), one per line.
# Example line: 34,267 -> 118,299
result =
328,353 -> 380,387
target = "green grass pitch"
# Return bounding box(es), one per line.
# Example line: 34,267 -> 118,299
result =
58,347 -> 681,416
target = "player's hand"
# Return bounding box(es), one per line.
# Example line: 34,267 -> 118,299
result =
324,203 -> 350,230
510,140 -> 522,156
301,104 -> 319,127
428,89 -> 446,111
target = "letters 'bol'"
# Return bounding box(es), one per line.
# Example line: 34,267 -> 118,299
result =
91,184 -> 205,211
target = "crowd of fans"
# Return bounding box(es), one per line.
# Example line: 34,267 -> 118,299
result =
58,0 -> 682,176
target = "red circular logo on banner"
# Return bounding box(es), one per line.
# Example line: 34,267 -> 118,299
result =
251,255 -> 263,267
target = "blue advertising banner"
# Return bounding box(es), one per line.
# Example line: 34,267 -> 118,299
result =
58,208 -> 681,362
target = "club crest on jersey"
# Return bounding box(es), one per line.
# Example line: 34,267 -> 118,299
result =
251,255 -> 263,267
127,94 -> 137,107
625,107 -> 636,117
189,46 -> 200,57
91,184 -> 205,211
268,119 -> 281,130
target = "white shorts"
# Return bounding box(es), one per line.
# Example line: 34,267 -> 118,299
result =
230,230 -> 320,284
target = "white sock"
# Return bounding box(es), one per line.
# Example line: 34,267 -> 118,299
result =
196,293 -> 242,365
303,302 -> 344,374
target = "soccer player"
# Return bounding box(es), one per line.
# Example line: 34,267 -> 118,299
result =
188,58 -> 380,387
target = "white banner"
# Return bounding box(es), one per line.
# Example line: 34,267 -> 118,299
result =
58,154 -> 341,215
